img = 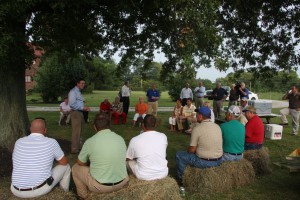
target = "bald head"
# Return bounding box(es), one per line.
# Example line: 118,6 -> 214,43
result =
30,119 -> 46,134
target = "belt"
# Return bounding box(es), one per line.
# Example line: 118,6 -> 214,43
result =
200,156 -> 222,161
225,152 -> 242,156
99,179 -> 124,186
13,180 -> 48,191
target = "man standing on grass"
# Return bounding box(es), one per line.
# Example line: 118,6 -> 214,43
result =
194,81 -> 205,108
121,81 -> 131,117
11,118 -> 70,198
212,82 -> 228,119
146,83 -> 160,116
68,78 -> 91,154
280,85 -> 300,136
180,83 -> 193,107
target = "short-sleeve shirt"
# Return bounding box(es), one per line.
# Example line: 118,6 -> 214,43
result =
135,103 -> 148,115
229,89 -> 239,101
146,89 -> 160,102
182,104 -> 196,117
78,129 -> 127,183
245,115 -> 264,144
221,120 -> 245,154
12,133 -> 64,188
190,120 -> 223,159
60,102 -> 71,112
126,131 -> 168,180
111,102 -> 123,113
239,88 -> 249,99
287,93 -> 300,109
212,88 -> 228,101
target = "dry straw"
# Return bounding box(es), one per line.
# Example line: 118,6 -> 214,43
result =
243,147 -> 272,175
88,175 -> 181,200
183,159 -> 255,198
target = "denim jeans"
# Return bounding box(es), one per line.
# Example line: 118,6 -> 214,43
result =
175,151 -> 222,180
222,153 -> 243,161
244,143 -> 262,150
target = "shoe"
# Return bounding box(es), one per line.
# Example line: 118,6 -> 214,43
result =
290,133 -> 297,136
185,130 -> 192,134
280,123 -> 289,126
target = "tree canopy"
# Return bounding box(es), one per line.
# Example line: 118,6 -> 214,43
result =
1,0 -> 300,149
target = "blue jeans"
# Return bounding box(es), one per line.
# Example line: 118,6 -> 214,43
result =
222,153 -> 243,161
244,143 -> 262,150
175,151 -> 222,180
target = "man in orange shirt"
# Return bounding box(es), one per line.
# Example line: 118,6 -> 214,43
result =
132,97 -> 148,127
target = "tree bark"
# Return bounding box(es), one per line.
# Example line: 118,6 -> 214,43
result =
0,16 -> 30,151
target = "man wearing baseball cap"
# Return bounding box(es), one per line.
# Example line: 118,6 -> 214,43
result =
221,105 -> 245,161
175,106 -> 223,182
244,106 -> 264,150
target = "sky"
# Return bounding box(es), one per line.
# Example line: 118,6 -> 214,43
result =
114,51 -> 300,82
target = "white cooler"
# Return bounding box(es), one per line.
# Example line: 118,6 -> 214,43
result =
265,124 -> 283,140
248,100 -> 272,114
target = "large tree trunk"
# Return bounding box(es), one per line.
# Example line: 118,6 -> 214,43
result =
0,15 -> 30,151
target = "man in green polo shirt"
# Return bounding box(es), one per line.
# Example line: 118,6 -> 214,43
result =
221,105 -> 245,161
72,113 -> 129,199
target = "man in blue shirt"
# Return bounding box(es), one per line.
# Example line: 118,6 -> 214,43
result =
68,79 -> 90,154
238,82 -> 249,100
212,82 -> 228,118
146,84 -> 160,116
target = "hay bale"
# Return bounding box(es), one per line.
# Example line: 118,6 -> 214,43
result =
243,147 -> 272,175
87,175 -> 181,200
183,159 -> 255,198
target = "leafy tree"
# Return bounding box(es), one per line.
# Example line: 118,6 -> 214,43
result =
1,0 -> 300,150
35,52 -> 88,103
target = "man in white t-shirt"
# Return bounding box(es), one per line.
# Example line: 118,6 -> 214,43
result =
59,97 -> 71,125
126,114 -> 168,180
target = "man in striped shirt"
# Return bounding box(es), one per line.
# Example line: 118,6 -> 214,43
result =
11,118 -> 71,198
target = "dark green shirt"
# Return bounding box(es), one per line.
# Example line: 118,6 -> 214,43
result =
221,120 -> 245,154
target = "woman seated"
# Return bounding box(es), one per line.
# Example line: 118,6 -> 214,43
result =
111,97 -> 126,125
168,99 -> 183,131
132,97 -> 148,127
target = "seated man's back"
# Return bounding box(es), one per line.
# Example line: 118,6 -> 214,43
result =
11,118 -> 70,199
72,113 -> 129,199
127,115 -> 168,180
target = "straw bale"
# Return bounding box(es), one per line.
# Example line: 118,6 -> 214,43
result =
243,147 -> 272,175
87,175 -> 181,200
182,159 -> 255,198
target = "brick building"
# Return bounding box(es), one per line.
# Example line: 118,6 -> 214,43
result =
25,45 -> 44,90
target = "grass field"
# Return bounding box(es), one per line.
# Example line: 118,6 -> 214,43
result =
3,91 -> 299,199
1,108 -> 300,199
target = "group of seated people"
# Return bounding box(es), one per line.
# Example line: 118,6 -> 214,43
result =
10,99 -> 264,199
176,104 -> 264,182
169,98 -> 215,133
100,97 -> 148,127
11,114 -> 168,199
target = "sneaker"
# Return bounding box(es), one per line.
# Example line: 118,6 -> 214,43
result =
280,123 -> 289,126
290,133 -> 297,136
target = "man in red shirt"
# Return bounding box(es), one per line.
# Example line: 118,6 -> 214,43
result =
244,106 -> 264,150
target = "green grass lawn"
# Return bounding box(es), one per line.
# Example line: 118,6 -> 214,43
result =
21,109 -> 300,200
26,90 -> 287,107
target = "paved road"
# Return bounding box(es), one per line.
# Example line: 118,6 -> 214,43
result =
27,99 -> 288,112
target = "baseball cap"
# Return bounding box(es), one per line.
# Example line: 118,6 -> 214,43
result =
244,106 -> 256,113
241,97 -> 248,101
195,106 -> 211,118
227,105 -> 241,117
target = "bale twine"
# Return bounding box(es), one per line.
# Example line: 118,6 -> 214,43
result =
182,159 -> 255,198
88,175 -> 181,200
243,147 -> 272,175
